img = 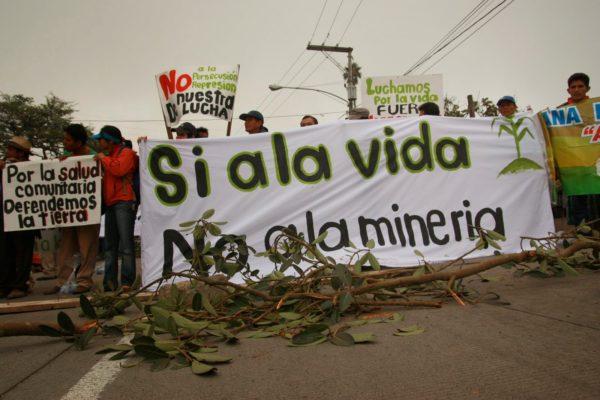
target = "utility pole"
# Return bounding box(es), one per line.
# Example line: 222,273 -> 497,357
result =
467,95 -> 476,118
307,44 -> 356,114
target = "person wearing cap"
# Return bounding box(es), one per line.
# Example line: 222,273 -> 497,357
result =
172,122 -> 196,139
418,102 -> 441,116
300,115 -> 318,127
556,73 -> 598,228
0,136 -> 37,299
240,110 -> 268,134
92,125 -> 137,291
45,124 -> 100,295
497,96 -> 518,119
348,107 -> 370,120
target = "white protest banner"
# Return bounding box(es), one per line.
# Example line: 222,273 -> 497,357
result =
139,116 -> 554,287
361,74 -> 443,118
2,156 -> 101,231
156,65 -> 239,128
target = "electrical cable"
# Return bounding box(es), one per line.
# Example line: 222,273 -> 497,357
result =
404,0 -> 490,75
421,0 -> 515,74
323,0 -> 344,43
309,0 -> 329,43
262,52 -> 318,114
269,56 -> 329,115
256,49 -> 306,110
336,0 -> 363,44
406,0 -> 509,74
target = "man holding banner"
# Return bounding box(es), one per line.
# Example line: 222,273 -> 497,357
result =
0,136 -> 36,299
44,124 -> 100,295
540,72 -> 600,227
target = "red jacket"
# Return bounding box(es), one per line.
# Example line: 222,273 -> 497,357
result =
101,145 -> 137,206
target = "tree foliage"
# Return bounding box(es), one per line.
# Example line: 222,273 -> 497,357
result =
444,96 -> 499,117
0,93 -> 76,158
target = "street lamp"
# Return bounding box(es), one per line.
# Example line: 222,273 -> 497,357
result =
268,84 -> 349,106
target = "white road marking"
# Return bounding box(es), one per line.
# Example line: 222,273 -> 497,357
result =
60,335 -> 132,400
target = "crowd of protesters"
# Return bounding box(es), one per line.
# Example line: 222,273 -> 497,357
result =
0,72 -> 595,299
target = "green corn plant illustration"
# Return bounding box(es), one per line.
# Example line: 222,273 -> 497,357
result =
492,116 -> 543,176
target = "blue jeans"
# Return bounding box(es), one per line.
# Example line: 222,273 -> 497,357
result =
103,201 -> 136,290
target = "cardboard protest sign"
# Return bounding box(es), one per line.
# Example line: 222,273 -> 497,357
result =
139,116 -> 553,287
156,65 -> 239,128
2,156 -> 101,231
538,97 -> 600,195
361,74 -> 443,118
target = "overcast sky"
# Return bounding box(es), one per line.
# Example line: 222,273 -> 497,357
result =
1,0 -> 598,141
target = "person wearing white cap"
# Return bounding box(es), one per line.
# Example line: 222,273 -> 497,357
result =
0,136 -> 36,299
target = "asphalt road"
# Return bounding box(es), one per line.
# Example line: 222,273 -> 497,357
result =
1,268 -> 599,400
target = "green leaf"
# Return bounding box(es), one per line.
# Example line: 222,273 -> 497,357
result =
330,331 -> 355,346
131,296 -> 144,312
246,331 -> 276,339
110,315 -> 130,326
150,358 -> 170,372
190,352 -> 232,363
312,230 -> 328,245
394,325 -> 425,336
96,344 -> 133,354
279,312 -> 302,321
191,360 -> 216,375
179,220 -> 197,228
38,324 -> 63,337
289,336 -> 328,347
557,259 -> 579,276
353,253 -> 369,273
202,209 -> 215,220
485,230 -> 506,241
57,311 -> 75,334
130,335 -> 155,346
366,239 -> 375,249
202,294 -> 218,316
150,306 -> 171,330
74,327 -> 97,350
414,249 -> 425,258
166,316 -> 179,337
134,344 -> 169,359
154,340 -> 179,352
333,264 -> 352,287
349,332 -> 376,343
192,293 -> 203,311
198,347 -> 218,353
338,293 -> 353,313
291,330 -> 325,346
171,313 -> 211,332
79,295 -> 97,320
367,253 -> 380,270
207,224 -> 221,236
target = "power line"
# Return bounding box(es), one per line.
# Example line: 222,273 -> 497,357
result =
269,56 -> 329,115
404,0 -> 490,75
421,0 -> 515,74
256,49 -> 306,110
262,52 -> 318,114
309,0 -> 329,43
323,0 -> 344,43
258,0 -> 332,113
336,0 -> 363,44
405,0 -> 509,74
